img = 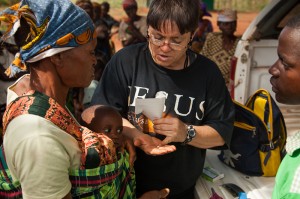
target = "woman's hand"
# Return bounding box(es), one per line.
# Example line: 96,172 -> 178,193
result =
153,117 -> 187,145
133,133 -> 176,155
138,188 -> 170,199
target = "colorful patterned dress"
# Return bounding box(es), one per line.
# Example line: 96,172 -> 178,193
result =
1,90 -> 135,198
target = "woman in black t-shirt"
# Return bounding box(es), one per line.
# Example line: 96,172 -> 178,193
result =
91,0 -> 235,198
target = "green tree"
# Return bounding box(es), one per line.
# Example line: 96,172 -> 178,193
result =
214,0 -> 269,12
0,0 -> 19,7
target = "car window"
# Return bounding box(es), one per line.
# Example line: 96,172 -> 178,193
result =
277,3 -> 300,28
253,0 -> 299,40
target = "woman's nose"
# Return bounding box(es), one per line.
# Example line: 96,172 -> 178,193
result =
160,40 -> 173,51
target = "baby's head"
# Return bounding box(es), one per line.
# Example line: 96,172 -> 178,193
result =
81,105 -> 123,149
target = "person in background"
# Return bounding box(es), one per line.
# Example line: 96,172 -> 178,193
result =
270,14 -> 300,199
101,1 -> 120,31
0,31 -> 19,71
118,0 -> 147,47
92,2 -> 102,24
75,0 -> 94,20
91,0 -> 234,198
76,0 -> 112,60
201,8 -> 239,88
190,2 -> 213,53
94,19 -> 113,60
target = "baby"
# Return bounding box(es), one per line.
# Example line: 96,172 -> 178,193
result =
81,105 -> 170,198
81,105 -> 123,168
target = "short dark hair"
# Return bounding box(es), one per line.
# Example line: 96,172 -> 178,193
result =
101,2 -> 110,11
75,0 -> 92,5
286,14 -> 300,29
147,0 -> 200,34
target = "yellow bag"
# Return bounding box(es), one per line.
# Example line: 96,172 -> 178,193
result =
219,89 -> 287,176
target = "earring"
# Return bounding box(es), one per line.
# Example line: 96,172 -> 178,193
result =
188,36 -> 193,47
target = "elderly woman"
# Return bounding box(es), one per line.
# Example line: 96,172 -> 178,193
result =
0,1 -> 171,198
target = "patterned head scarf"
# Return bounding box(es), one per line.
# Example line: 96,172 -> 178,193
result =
217,9 -> 237,22
0,0 -> 96,77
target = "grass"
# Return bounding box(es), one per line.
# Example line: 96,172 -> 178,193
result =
214,0 -> 269,12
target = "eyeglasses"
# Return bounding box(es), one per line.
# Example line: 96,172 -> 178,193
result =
148,33 -> 187,51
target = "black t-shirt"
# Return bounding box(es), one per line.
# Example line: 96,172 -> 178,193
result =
91,43 -> 234,198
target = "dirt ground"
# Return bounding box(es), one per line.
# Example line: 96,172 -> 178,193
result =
110,7 -> 259,52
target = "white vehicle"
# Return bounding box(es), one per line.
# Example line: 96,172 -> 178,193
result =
230,0 -> 300,135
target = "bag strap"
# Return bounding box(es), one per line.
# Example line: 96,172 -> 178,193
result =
3,90 -> 82,140
246,89 -> 274,141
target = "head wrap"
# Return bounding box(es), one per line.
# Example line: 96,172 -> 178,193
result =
0,0 -> 96,77
122,0 -> 137,10
217,9 -> 237,22
200,2 -> 212,17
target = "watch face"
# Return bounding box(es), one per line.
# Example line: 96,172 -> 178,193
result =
188,127 -> 196,138
182,125 -> 196,145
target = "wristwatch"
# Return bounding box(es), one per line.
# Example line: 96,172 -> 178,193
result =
182,125 -> 196,145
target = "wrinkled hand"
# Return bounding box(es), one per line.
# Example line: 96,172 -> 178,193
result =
153,117 -> 187,145
134,134 -> 176,156
139,188 -> 170,199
